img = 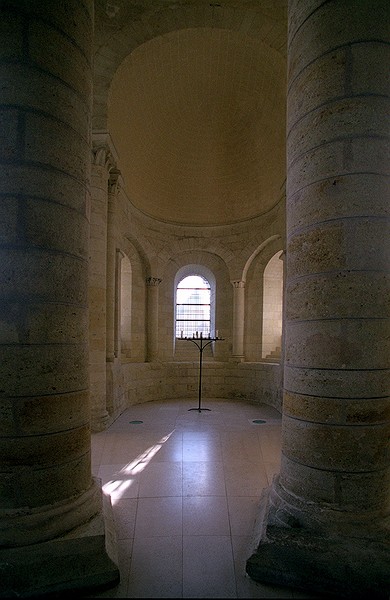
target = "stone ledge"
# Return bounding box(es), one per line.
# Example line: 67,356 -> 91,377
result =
0,488 -> 119,598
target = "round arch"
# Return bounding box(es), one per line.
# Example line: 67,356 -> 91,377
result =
159,249 -> 232,361
244,236 -> 284,361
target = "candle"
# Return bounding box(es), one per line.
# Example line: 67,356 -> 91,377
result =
200,331 -> 202,338
181,330 -> 183,338
216,330 -> 219,338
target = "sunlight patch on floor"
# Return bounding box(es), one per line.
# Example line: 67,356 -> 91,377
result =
102,431 -> 175,504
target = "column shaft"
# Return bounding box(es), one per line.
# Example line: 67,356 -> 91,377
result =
282,0 -> 390,530
247,1 -> 390,597
0,0 -> 97,540
106,170 -> 121,362
231,280 -> 245,359
89,161 -> 109,431
146,277 -> 162,361
0,1 -> 119,594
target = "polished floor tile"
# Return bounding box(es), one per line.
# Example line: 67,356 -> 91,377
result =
138,461 -> 183,497
183,495 -> 230,536
182,437 -> 223,462
113,497 -> 138,540
135,496 -> 183,537
183,460 -> 226,496
90,398 -> 324,598
183,535 -> 236,598
227,496 -> 260,536
128,535 -> 183,598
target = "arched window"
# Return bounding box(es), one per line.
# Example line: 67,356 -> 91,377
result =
262,250 -> 283,359
176,275 -> 211,338
120,254 -> 132,358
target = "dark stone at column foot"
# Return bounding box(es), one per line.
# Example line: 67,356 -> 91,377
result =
246,488 -> 390,599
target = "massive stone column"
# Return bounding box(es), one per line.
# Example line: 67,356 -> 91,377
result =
247,1 -> 390,598
231,280 -> 245,360
0,1 -> 118,595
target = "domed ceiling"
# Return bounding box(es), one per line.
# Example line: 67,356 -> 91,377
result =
107,26 -> 286,226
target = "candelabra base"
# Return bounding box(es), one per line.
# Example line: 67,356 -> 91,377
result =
188,407 -> 211,412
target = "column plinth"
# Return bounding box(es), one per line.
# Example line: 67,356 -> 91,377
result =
247,483 -> 389,600
0,478 -> 119,597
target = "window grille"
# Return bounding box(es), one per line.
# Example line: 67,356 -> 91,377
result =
176,275 -> 211,338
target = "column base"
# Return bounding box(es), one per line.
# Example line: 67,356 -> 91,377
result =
0,488 -> 119,598
91,409 -> 111,432
229,355 -> 245,363
246,486 -> 390,599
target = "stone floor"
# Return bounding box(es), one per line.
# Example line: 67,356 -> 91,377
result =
90,398 -> 323,598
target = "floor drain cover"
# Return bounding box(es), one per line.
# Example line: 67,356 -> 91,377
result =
252,419 -> 266,424
129,420 -> 143,424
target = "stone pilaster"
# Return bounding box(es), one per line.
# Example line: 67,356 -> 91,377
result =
247,1 -> 390,598
0,1 -> 118,595
106,169 -> 122,363
231,280 -> 245,360
114,249 -> 126,359
89,142 -> 115,431
146,276 -> 162,361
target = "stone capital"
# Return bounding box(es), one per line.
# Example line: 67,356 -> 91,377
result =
92,131 -> 119,169
146,276 -> 162,287
108,169 -> 122,196
231,280 -> 245,289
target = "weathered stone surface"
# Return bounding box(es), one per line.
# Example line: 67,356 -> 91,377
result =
0,484 -> 119,597
248,2 -> 390,597
0,390 -> 90,436
283,390 -> 390,425
287,173 -> 390,233
247,492 -> 390,599
284,365 -> 389,398
0,425 -> 90,470
0,344 -> 89,396
247,529 -> 390,599
286,272 -> 390,321
0,454 -> 92,511
285,319 -> 390,370
282,415 -> 389,472
287,223 -> 345,278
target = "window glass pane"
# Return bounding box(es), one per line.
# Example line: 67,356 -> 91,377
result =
177,275 -> 208,288
176,275 -> 211,337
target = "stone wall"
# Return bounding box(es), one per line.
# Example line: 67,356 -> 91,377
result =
89,133 -> 286,431
105,360 -> 283,426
